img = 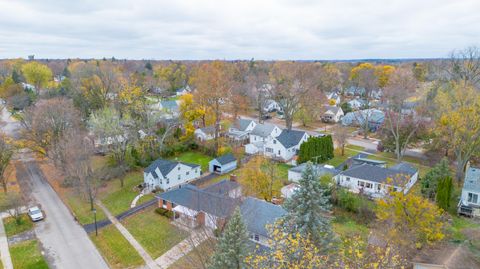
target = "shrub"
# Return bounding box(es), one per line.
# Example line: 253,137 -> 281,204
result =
155,208 -> 174,218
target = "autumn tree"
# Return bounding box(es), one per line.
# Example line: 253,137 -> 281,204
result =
0,192 -> 25,225
0,135 -> 14,192
245,65 -> 270,121
155,62 -> 187,93
375,65 -> 396,88
179,93 -> 209,140
350,63 -> 378,97
269,62 -> 320,130
238,156 -> 278,201
421,158 -> 451,200
318,63 -> 343,92
209,208 -> 249,269
21,61 -> 53,94
117,84 -> 148,120
245,228 -> 329,268
446,46 -> 480,88
191,61 -> 234,154
434,83 -> 480,182
376,191 -> 445,253
413,62 -> 427,82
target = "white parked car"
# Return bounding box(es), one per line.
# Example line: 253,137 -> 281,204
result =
28,206 -> 44,222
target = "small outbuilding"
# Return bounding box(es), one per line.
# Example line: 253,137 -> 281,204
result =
209,153 -> 237,174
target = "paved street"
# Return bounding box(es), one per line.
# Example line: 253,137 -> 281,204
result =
16,160 -> 109,269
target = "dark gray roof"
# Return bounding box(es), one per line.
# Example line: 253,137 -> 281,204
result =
324,105 -> 341,115
289,163 -> 341,177
352,157 -> 387,166
391,162 -> 418,175
145,159 -> 200,178
251,123 -> 276,137
202,179 -> 240,196
157,185 -> 238,218
214,153 -> 236,165
240,197 -> 286,237
199,126 -> 215,135
234,119 -> 254,132
340,163 -> 418,185
161,100 -> 179,111
276,129 -> 307,148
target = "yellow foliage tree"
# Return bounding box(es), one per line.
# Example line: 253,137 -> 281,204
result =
376,190 -> 445,250
375,65 -> 396,88
21,61 -> 53,94
245,228 -> 328,269
118,85 -> 147,118
238,156 -> 279,201
179,93 -> 210,140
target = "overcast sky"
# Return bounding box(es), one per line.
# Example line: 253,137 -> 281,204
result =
0,0 -> 479,60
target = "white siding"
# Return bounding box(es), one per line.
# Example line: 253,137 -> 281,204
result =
143,163 -> 201,191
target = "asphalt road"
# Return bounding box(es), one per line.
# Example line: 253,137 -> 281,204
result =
17,157 -> 109,268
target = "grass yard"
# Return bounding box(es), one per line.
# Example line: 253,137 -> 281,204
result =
448,216 -> 480,243
10,240 -> 49,269
66,194 -> 107,225
170,151 -> 212,172
122,209 -> 188,258
325,147 -> 361,168
3,214 -> 33,238
333,218 -> 369,238
89,225 -> 144,269
100,170 -> 145,216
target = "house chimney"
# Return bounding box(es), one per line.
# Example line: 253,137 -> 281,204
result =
230,174 -> 237,182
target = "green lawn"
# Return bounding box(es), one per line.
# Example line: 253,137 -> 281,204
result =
3,214 -> 33,238
66,194 -> 106,225
333,218 -> 369,238
122,209 -> 188,258
10,240 -> 49,269
89,225 -> 144,269
325,148 -> 360,168
448,216 -> 480,243
100,171 -> 145,216
170,152 -> 212,172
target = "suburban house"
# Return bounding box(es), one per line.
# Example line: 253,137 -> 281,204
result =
326,91 -> 341,105
263,99 -> 283,113
194,126 -> 216,141
245,123 -> 282,155
347,98 -> 367,109
240,197 -> 287,246
263,129 -> 309,161
345,86 -> 366,97
341,109 -> 385,132
322,105 -> 344,123
144,159 -> 201,191
176,85 -> 191,96
157,178 -> 285,244
209,153 -> 237,174
227,118 -> 256,142
288,163 -> 340,182
335,162 -> 419,198
458,165 -> 480,217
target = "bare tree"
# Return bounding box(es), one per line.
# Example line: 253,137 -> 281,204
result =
0,192 -> 25,224
382,69 -> 426,161
0,134 -> 14,192
446,46 -> 480,88
63,130 -> 99,210
269,62 -> 319,130
333,125 -> 349,156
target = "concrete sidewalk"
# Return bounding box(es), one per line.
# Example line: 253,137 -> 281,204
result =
0,217 -> 13,269
155,228 -> 211,269
96,201 -> 160,269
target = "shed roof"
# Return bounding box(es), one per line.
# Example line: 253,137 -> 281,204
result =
213,153 -> 236,165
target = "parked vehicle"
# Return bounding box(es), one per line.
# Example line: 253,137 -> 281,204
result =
28,206 -> 44,222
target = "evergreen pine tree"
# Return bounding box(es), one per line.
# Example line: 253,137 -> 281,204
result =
281,162 -> 334,249
209,208 -> 249,269
436,176 -> 453,210
421,158 -> 451,200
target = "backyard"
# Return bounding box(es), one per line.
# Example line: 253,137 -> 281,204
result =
170,151 -> 212,172
10,240 -> 49,269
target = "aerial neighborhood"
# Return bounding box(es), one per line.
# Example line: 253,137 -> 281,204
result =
0,3 -> 479,268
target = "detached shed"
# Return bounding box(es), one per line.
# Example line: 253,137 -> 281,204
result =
209,153 -> 237,174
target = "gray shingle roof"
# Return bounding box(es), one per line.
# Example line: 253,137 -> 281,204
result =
324,105 -> 341,115
161,100 -> 179,111
340,163 -> 417,185
199,126 -> 215,135
251,123 -> 276,137
240,197 -> 286,237
145,159 -> 200,178
463,166 -> 480,193
157,185 -> 238,218
234,119 -> 254,132
214,153 -> 236,165
202,179 -> 240,196
275,129 -> 307,148
289,163 -> 341,177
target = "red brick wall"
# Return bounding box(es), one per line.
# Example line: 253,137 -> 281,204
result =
197,212 -> 205,225
158,199 -> 163,208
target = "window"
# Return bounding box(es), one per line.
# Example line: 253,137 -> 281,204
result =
266,147 -> 273,153
377,184 -> 382,191
365,182 -> 372,189
186,171 -> 189,176
357,181 -> 365,187
254,234 -> 259,241
167,178 -> 170,184
195,169 -> 198,173
273,140 -> 276,144
178,175 -> 181,180
346,177 -> 350,182
468,193 -> 479,204
278,150 -> 281,155
178,166 -> 180,171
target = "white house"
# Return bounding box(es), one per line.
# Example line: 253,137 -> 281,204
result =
326,92 -> 341,106
335,163 -> 419,199
227,118 -> 256,142
194,126 -> 216,141
263,129 -> 309,161
209,153 -> 237,174
144,159 -> 201,191
263,99 -> 283,113
245,123 -> 282,154
322,105 -> 344,123
288,163 -> 340,183
176,85 -> 191,96
348,99 -> 367,109
458,165 -> 480,217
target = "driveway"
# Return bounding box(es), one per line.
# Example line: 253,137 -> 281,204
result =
16,159 -> 109,269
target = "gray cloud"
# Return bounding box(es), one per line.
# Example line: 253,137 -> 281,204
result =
0,0 -> 479,59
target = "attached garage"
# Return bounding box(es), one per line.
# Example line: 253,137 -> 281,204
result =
209,153 -> 237,174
